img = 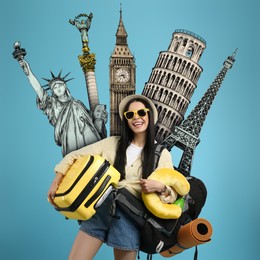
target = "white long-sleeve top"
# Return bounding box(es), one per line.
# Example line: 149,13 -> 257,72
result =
54,136 -> 173,198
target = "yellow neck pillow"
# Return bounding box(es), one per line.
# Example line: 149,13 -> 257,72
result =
142,168 -> 190,219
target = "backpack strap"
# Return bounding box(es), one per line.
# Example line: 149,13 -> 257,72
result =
114,189 -> 172,236
115,193 -> 147,218
153,144 -> 166,170
194,245 -> 198,260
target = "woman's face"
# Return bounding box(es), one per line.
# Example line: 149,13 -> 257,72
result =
51,81 -> 66,97
126,101 -> 149,135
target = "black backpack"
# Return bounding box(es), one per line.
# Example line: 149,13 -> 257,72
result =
112,187 -> 186,254
110,145 -> 207,258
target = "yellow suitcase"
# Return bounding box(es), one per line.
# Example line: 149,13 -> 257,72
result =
53,154 -> 120,220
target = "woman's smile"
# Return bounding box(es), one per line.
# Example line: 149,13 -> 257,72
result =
132,120 -> 144,127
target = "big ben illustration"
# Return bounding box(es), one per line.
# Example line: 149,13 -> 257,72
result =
109,6 -> 136,136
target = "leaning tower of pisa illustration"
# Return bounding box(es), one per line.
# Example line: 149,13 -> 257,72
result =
142,29 -> 206,143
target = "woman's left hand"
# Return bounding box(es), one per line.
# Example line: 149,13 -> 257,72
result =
140,178 -> 165,193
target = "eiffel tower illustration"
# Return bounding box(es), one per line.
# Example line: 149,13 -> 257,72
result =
161,49 -> 237,176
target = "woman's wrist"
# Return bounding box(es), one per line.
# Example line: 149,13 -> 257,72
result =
55,172 -> 64,184
159,185 -> 167,195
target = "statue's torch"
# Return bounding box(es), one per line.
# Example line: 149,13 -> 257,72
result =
12,41 -> 29,75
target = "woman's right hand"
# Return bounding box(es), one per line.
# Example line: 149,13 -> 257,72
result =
47,172 -> 64,207
140,178 -> 166,194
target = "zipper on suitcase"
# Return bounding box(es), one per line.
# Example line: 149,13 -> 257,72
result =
84,175 -> 112,208
55,159 -> 111,212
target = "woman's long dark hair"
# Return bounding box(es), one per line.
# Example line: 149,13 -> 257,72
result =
113,98 -> 156,180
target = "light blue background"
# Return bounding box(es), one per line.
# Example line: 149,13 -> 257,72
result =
1,0 -> 259,259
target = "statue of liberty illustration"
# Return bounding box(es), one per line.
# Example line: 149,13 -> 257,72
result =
12,41 -> 107,156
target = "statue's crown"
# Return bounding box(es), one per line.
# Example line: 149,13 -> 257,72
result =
42,70 -> 73,89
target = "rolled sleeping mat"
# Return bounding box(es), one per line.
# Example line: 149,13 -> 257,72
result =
160,218 -> 213,257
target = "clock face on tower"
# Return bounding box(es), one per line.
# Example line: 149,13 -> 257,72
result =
115,68 -> 130,83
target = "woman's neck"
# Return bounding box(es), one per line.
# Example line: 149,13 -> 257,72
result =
131,133 -> 146,148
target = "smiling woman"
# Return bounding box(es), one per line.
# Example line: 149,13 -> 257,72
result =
47,94 -> 175,260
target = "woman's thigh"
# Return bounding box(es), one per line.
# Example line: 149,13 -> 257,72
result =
113,248 -> 137,260
69,230 -> 103,260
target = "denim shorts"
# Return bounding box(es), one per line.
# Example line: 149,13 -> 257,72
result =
79,193 -> 140,251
